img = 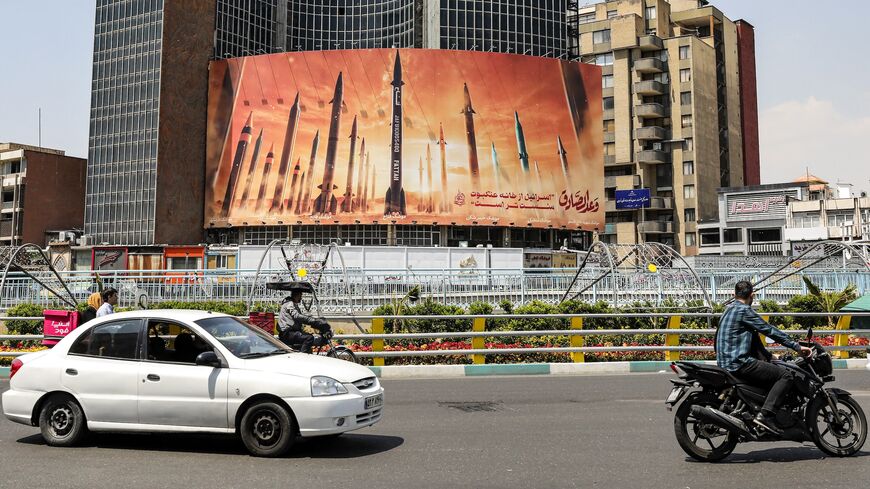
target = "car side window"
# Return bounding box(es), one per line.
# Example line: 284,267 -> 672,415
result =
146,320 -> 214,365
69,319 -> 143,360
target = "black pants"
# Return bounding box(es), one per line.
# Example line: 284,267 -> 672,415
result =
735,360 -> 795,414
280,330 -> 324,353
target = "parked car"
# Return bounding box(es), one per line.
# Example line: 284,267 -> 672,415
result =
2,310 -> 383,457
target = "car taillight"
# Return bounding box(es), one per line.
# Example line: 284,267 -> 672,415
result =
9,358 -> 23,380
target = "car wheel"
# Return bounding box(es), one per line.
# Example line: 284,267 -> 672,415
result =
39,394 -> 88,447
240,401 -> 296,457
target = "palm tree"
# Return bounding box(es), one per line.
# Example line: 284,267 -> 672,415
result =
802,276 -> 858,328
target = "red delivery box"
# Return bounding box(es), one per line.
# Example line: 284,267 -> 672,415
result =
43,310 -> 80,346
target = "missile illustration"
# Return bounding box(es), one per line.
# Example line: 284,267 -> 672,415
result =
270,93 -> 301,212
284,158 -> 301,210
299,130 -> 320,214
340,115 -> 359,213
220,112 -> 253,218
294,169 -> 307,215
426,143 -> 434,213
239,128 -> 263,209
534,160 -> 544,194
354,138 -> 366,211
370,159 -> 377,211
417,156 -> 424,213
314,72 -> 344,215
362,150 -> 370,212
255,143 -> 275,211
461,83 -> 480,187
491,142 -> 501,194
438,124 -> 450,213
557,136 -> 569,178
515,111 -> 530,174
384,51 -> 407,216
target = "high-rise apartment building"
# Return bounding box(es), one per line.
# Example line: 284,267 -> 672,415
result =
86,0 -> 578,247
578,0 -> 759,255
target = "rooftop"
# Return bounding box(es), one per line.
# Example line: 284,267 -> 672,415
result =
0,142 -> 66,156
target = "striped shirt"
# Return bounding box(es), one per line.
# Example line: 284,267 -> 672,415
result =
715,301 -> 800,372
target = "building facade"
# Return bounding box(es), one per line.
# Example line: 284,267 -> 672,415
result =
578,0 -> 758,254
0,143 -> 86,246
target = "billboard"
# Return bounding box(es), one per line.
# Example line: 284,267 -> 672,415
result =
614,189 -> 651,209
206,49 -> 603,230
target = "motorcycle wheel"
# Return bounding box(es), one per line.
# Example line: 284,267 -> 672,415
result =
808,394 -> 867,457
674,393 -> 738,462
327,346 -> 358,364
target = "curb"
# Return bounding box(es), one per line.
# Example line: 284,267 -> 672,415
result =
1,360 -> 867,380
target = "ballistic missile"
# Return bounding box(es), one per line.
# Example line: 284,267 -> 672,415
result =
362,150 -> 370,211
354,138 -> 366,211
271,93 -> 301,212
340,115 -> 359,213
461,83 -> 480,187
294,169 -> 307,215
515,111 -> 530,174
384,51 -> 407,216
255,143 -> 275,211
239,128 -> 263,209
221,112 -> 252,217
439,124 -> 450,213
313,72 -> 344,215
491,142 -> 501,194
300,130 -> 320,214
557,136 -> 569,178
426,143 -> 434,213
285,158 -> 301,210
417,156 -> 424,212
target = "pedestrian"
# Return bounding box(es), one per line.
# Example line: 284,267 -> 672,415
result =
97,288 -> 118,317
81,292 -> 102,324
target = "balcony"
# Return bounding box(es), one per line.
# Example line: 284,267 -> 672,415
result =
636,103 -> 666,119
638,221 -> 673,234
635,126 -> 666,141
634,80 -> 667,96
638,34 -> 664,51
635,58 -> 665,74
647,196 -> 674,210
636,149 -> 668,164
604,174 -> 641,189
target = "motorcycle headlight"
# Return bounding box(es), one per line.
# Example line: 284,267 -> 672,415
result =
311,376 -> 348,397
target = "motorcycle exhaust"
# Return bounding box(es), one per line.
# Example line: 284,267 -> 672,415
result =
690,405 -> 756,439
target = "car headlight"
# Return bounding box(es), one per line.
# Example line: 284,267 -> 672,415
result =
311,376 -> 348,397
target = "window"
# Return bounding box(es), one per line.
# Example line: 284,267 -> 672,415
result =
69,319 -> 142,360
602,74 -> 614,88
700,231 -> 720,246
603,119 -> 615,132
604,143 -> 616,155
645,6 -> 657,20
683,185 -> 695,199
679,45 -> 690,60
593,29 -> 611,44
793,212 -> 821,228
656,164 -> 672,189
683,161 -> 695,175
595,53 -> 614,66
206,254 -> 237,270
828,211 -> 854,228
685,208 -> 696,222
681,115 -> 693,128
607,10 -> 617,19
723,229 -> 742,243
685,233 -> 696,247
197,316 -> 290,358
683,138 -> 694,151
145,321 -> 216,364
603,97 -> 615,110
680,68 -> 691,82
680,91 -> 692,106
749,228 -> 782,244
578,12 -> 596,24
167,256 -> 203,270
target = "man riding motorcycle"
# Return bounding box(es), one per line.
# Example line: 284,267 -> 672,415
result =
276,281 -> 331,353
715,280 -> 812,435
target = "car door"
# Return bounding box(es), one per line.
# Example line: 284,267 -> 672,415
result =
62,318 -> 143,424
137,320 -> 229,429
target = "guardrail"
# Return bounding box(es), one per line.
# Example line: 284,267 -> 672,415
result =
2,312 -> 869,365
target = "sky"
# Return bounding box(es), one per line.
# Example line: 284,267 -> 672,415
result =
1,0 -> 868,192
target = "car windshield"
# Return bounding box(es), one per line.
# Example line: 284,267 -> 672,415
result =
195,316 -> 291,359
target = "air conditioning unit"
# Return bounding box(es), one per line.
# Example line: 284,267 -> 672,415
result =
79,235 -> 90,246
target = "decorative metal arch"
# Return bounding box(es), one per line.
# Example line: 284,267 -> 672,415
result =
0,244 -> 77,308
560,241 -> 713,310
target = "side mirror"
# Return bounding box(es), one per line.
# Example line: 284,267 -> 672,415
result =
807,327 -> 814,341
195,351 -> 222,368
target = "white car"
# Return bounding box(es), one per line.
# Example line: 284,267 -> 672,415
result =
2,310 -> 383,457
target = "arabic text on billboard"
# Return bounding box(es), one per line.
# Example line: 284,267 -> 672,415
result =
205,49 -> 603,230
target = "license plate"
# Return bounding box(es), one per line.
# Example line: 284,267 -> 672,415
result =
365,394 -> 383,409
666,386 -> 687,405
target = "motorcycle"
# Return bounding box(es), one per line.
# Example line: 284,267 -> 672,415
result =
284,321 -> 359,364
665,329 -> 867,462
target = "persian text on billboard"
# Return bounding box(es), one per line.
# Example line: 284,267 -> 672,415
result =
205,49 -> 604,230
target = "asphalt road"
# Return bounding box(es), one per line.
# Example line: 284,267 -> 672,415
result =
1,371 -> 869,489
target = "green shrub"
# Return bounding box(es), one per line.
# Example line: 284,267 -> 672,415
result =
5,303 -> 45,335
498,299 -> 514,314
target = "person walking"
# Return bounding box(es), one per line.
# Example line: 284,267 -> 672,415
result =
81,292 -> 102,324
97,288 -> 118,317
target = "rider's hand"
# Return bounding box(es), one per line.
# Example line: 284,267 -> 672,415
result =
798,346 -> 813,356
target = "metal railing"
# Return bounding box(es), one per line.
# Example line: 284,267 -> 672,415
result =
3,312 -> 868,364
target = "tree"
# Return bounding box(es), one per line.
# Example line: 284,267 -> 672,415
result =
802,276 -> 858,328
